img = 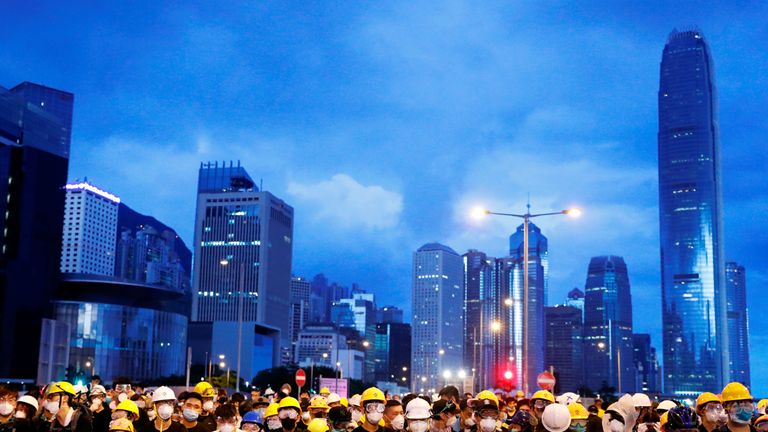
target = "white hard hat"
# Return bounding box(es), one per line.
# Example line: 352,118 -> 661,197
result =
327,393 -> 341,404
91,385 -> 107,396
152,386 -> 176,403
632,393 -> 652,408
542,403 -> 571,432
264,388 -> 275,396
73,384 -> 87,395
656,400 -> 677,412
349,394 -> 361,407
405,398 -> 431,420
18,395 -> 39,411
556,392 -> 581,405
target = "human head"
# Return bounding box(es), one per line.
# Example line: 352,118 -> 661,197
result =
183,392 -> 204,423
215,404 -> 239,432
15,395 -> 39,419
193,382 -> 217,413
113,400 -> 140,422
664,406 -> 700,432
517,399 -> 531,413
439,386 -> 460,405
472,391 -> 500,432
431,399 -> 459,432
656,401 -> 676,416
721,382 -> 755,427
361,387 -> 387,426
0,385 -> 17,418
632,394 -> 652,418
567,404 -> 588,432
385,400 -> 404,429
329,406 -> 353,431
405,397 -> 431,432
531,391 -> 555,419
327,393 -> 342,409
278,397 -> 302,431
310,396 -> 330,419
541,404 -> 571,432
509,409 -> 533,432
635,411 -> 661,432
45,381 -> 76,415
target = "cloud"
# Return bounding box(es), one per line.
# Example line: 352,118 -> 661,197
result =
287,174 -> 403,231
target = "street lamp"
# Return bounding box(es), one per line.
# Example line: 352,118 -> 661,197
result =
490,320 -> 502,332
472,203 -> 581,395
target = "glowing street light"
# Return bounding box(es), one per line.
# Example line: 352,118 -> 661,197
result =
490,320 -> 502,332
442,370 -> 452,379
504,298 -> 514,307
438,349 -> 445,355
458,370 -> 467,379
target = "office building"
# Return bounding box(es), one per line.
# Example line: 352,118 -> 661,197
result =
725,262 -> 750,386
633,333 -> 660,393
376,306 -> 404,324
374,322 -> 411,387
658,27 -> 728,395
544,305 -> 584,394
290,276 -> 311,347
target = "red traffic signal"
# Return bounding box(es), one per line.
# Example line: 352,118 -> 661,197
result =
503,370 -> 513,380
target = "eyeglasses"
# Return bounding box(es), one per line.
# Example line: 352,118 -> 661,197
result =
115,385 -> 131,392
478,410 -> 499,419
278,410 -> 299,420
366,403 -> 385,414
533,401 -> 549,409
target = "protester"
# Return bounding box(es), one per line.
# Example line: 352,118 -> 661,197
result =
180,392 -> 210,432
405,398 -> 431,432
541,404 -> 570,432
384,401 -> 404,432
695,393 -> 726,432
720,383 -> 756,432
277,397 -> 306,432
431,400 -> 459,432
352,388 -> 391,432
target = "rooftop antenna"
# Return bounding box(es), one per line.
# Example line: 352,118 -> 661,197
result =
527,192 -> 531,213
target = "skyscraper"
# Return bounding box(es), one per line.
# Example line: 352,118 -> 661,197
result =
0,82 -> 73,378
411,243 -> 464,392
583,256 -> 635,393
463,249 -> 497,390
290,276 -> 311,348
544,305 -> 584,393
191,161 -> 294,366
633,334 -> 660,393
61,182 -> 120,275
374,322 -> 411,386
658,27 -> 728,395
725,262 -> 749,386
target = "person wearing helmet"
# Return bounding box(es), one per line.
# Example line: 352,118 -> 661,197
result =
307,419 -> 329,432
262,404 -> 281,432
89,385 -> 111,432
329,406 -> 353,432
110,418 -> 136,432
150,387 -> 184,432
112,400 -> 140,425
327,396 -> 342,410
469,391 -> 503,432
601,395 -> 638,432
45,381 -> 93,432
348,396 -> 363,427
319,391 -> 331,400
695,393 -> 726,432
530,392 -> 555,426
383,401 -> 404,432
509,410 -> 533,432
180,392 -> 211,432
193,384 -> 218,432
309,397 -> 330,420
631,395 -> 652,421
241,410 -> 261,432
756,402 -> 768,417
352,388 -> 390,432
567,404 -> 588,432
655,403 -> 676,417
405,398 -> 431,432
720,383 -> 756,432
277,397 -> 306,432
664,407 -> 699,432
112,381 -> 134,412
541,404 -> 570,432
431,400 -> 459,432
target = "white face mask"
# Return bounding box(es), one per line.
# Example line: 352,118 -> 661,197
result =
148,410 -> 156,421
203,401 -> 215,412
137,401 -> 147,409
15,411 -> 27,419
46,400 -> 61,415
410,420 -> 429,432
220,424 -> 235,432
609,420 -> 624,432
268,418 -> 283,430
367,412 -> 384,424
109,401 -> 117,410
118,393 -> 128,402
0,402 -> 14,416
352,411 -> 363,423
158,405 -> 174,420
392,414 -> 405,430
446,417 -> 457,427
91,398 -> 103,411
302,412 -> 311,422
480,418 -> 496,432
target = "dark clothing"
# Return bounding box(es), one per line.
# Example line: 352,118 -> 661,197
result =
91,408 -> 111,432
152,421 -> 187,432
351,426 -> 393,432
198,416 -> 216,432
10,418 -> 38,432
185,422 -> 213,432
34,416 -> 52,432
50,407 -> 93,432
586,415 -> 602,432
717,426 -> 758,432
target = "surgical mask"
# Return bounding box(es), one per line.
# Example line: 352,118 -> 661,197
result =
410,420 -> 429,432
392,414 -> 405,430
0,403 -> 13,416
480,418 -> 497,432
220,424 -> 235,432
148,410 -> 156,421
91,398 -> 103,411
203,401 -> 215,412
109,401 -> 117,410
46,400 -> 61,415
15,411 -> 27,419
159,405 -> 174,420
352,411 -> 363,423
281,418 -> 297,430
184,409 -> 200,421
268,418 -> 283,431
118,393 -> 128,402
610,420 -> 624,432
367,412 -> 383,424
729,406 -> 754,424
571,424 -> 586,432
465,417 -> 476,427
302,412 -> 311,422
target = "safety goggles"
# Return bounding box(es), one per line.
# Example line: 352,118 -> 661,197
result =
278,409 -> 299,420
571,420 -> 588,428
704,404 -> 724,414
533,400 -> 549,409
115,384 -> 131,392
365,403 -> 386,414
478,409 -> 499,419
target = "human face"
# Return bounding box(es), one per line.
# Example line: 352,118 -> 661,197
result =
386,405 -> 404,422
184,398 -> 203,415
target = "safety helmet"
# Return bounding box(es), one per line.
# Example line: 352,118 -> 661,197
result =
18,395 -> 39,412
754,415 -> 768,429
116,400 -> 140,417
721,382 -> 753,403
516,391 -> 526,399
473,390 -> 500,410
758,399 -> 768,410
568,403 -> 589,421
510,410 -> 532,427
152,386 -> 176,403
405,397 -> 431,420
665,406 -> 700,431
49,381 -> 76,397
532,390 -> 556,404
556,392 -> 581,405
91,385 -> 107,396
327,393 -> 341,405
279,396 -> 302,412
319,388 -> 331,396
310,396 -> 330,411
340,397 -> 349,408
109,418 -> 135,432
194,382 -> 217,398
695,393 -> 720,412
632,394 -> 652,408
265,403 -> 280,418
308,418 -> 330,432
242,411 -> 261,424
656,401 -> 677,413
349,395 -> 362,407
542,403 -> 571,432
361,387 -> 386,404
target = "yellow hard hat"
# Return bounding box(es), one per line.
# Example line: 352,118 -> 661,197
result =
279,397 -> 302,412
49,381 -> 76,396
721,382 -> 752,403
116,400 -> 139,417
755,415 -> 768,428
474,390 -> 500,409
194,382 -> 217,398
307,418 -> 329,432
340,397 -> 349,408
310,396 -> 330,411
696,392 -> 721,411
531,390 -> 555,404
319,388 -> 331,395
109,418 -> 135,432
265,403 -> 280,418
361,387 -> 386,404
568,403 -> 589,420
758,400 -> 768,410
516,391 -> 525,399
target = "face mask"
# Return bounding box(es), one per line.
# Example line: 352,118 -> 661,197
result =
281,418 -> 297,430
446,417 -> 457,427
367,412 -> 383,424
480,418 -> 497,432
148,410 -> 156,421
392,414 -> 405,430
137,401 -> 146,409
571,424 -> 586,432
465,417 -> 476,427
609,420 -> 624,432
46,400 -> 61,415
184,409 -> 200,421
410,420 -> 429,432
159,405 -> 174,421
302,412 -> 311,422
0,403 -> 14,416
203,401 -> 215,412
729,406 -> 754,424
109,401 -> 117,410
112,411 -> 127,421
91,398 -> 103,410
220,424 -> 235,432
15,411 -> 27,419
268,418 -> 283,431
352,411 -> 363,423
118,393 -> 128,402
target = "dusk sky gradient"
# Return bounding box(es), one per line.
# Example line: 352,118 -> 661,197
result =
3,1 -> 766,394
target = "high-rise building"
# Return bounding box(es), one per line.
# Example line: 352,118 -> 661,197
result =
633,334 -> 660,393
376,306 -> 404,324
191,161 -> 294,367
508,222 -> 548,392
725,262 -> 750,386
565,287 -> 585,321
309,274 -> 351,324
0,82 -> 73,378
658,27 -> 728,395
583,256 -> 635,393
334,292 -> 376,381
544,305 -> 584,393
290,276 -> 311,349
374,322 -> 411,386
60,182 -> 120,275
411,243 -> 464,392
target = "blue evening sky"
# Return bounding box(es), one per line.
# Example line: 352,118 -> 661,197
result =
3,1 -> 766,394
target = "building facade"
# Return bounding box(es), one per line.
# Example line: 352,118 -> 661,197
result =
544,305 -> 584,394
411,243 -> 464,392
633,333 -> 660,394
376,306 -> 404,324
374,322 -> 411,387
0,82 -> 73,378
290,276 -> 311,348
658,27 -> 728,395
725,262 -> 750,386
583,256 -> 635,393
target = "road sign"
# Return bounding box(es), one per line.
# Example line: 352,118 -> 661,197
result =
295,369 -> 306,387
537,371 -> 556,390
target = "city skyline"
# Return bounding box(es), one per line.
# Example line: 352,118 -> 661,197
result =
3,2 -> 765,392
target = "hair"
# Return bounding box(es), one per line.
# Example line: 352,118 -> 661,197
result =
638,411 -> 661,424
459,399 -> 470,411
0,385 -> 16,400
439,386 -> 460,401
215,403 -> 238,420
587,405 -> 598,414
239,401 -> 254,416
232,393 -> 245,404
386,400 -> 402,408
92,375 -> 101,382
186,392 -> 204,404
178,391 -> 190,403
516,399 -> 531,409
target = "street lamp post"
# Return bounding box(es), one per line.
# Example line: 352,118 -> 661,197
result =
472,204 -> 581,395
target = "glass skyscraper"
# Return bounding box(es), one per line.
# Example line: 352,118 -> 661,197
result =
658,28 -> 728,395
725,262 -> 749,386
583,256 -> 635,393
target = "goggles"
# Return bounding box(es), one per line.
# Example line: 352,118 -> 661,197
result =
366,403 -> 386,414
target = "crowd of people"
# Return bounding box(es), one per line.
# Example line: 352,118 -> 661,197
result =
0,377 -> 765,432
